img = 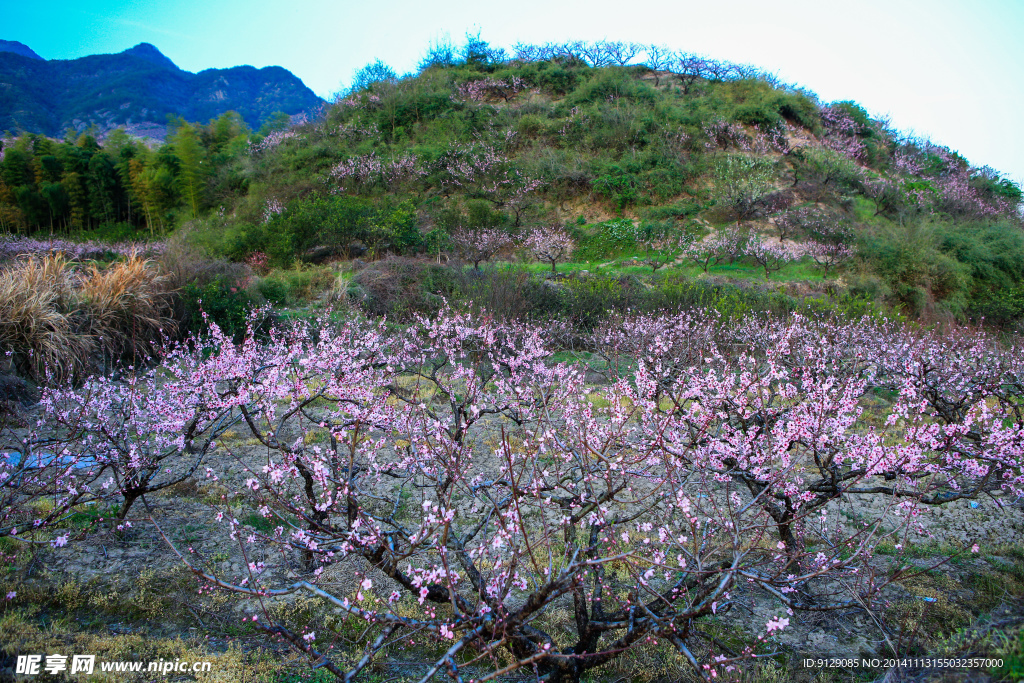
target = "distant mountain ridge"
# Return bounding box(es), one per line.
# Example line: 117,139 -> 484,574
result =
0,41 -> 324,140
0,40 -> 42,60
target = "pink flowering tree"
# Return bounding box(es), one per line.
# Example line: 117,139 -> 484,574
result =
805,240 -> 853,277
703,119 -> 751,151
262,198 -> 285,224
773,208 -> 855,276
35,318 -> 277,520
330,153 -> 422,192
430,140 -> 542,223
818,105 -> 867,161
770,209 -> 803,243
526,227 -> 575,273
248,129 -> 298,156
0,416 -> 107,549
450,228 -> 514,269
637,227 -> 682,273
431,143 -> 504,197
863,178 -> 908,218
804,216 -> 855,277
680,228 -> 743,272
886,142 -> 1018,219
28,306 -> 1024,681
456,76 -> 528,102
742,234 -> 805,279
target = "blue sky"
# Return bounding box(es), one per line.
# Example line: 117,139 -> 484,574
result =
6,0 -> 1024,184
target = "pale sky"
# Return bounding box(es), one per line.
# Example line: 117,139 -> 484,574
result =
6,0 -> 1023,184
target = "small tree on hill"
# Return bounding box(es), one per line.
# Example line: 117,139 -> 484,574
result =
348,59 -> 397,94
526,227 -> 575,273
679,229 -> 743,273
450,227 -> 513,269
712,154 -> 777,222
743,234 -> 805,279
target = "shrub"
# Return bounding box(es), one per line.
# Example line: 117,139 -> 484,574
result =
734,103 -> 782,129
860,220 -> 970,317
352,257 -> 461,320
593,166 -> 642,210
256,265 -> 338,306
712,153 -> 778,220
532,61 -> 582,95
567,67 -> 656,107
180,278 -> 264,342
799,147 -> 863,190
776,91 -> 821,131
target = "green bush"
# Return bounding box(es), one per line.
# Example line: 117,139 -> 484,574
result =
532,62 -> 581,95
776,91 -> 821,132
641,201 -> 704,221
860,220 -> 972,317
574,219 -> 641,260
734,104 -> 782,129
181,277 -> 266,341
353,257 -> 462,320
593,167 -> 642,210
257,265 -> 337,305
799,147 -> 863,190
256,277 -> 290,306
567,68 -> 657,107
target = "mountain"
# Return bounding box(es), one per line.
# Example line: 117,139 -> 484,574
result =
0,40 -> 42,60
121,42 -> 178,70
0,42 -> 324,140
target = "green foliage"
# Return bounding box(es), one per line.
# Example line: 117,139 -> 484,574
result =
181,277 -> 264,341
239,196 -> 422,264
856,216 -> 1024,323
348,59 -> 397,94
799,147 -> 863,190
972,173 -> 1023,204
641,200 -> 704,221
464,199 -> 505,229
712,153 -> 777,220
776,91 -> 821,131
567,68 -> 654,107
454,266 -> 884,330
574,218 -> 642,259
593,167 -> 642,211
860,220 -> 968,316
256,265 -> 337,306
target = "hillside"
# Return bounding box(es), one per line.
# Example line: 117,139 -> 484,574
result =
1,37 -> 1023,329
0,41 -> 324,139
209,41 -> 1024,326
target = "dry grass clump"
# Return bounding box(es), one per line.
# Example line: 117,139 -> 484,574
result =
0,253 -> 87,379
0,252 -> 176,380
76,254 -> 176,365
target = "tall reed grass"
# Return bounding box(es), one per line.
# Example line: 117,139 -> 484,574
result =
0,253 -> 175,380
